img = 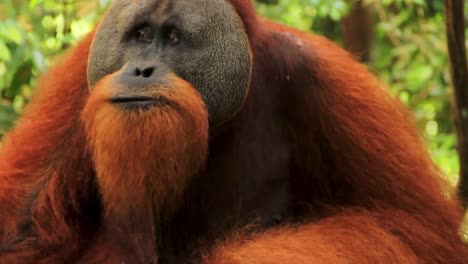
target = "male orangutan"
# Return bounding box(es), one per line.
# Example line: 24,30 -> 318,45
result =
0,0 -> 467,263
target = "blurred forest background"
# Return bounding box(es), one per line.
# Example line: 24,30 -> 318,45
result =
0,0 -> 467,191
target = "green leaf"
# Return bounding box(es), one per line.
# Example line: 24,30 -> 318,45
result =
0,41 -> 12,62
405,64 -> 434,90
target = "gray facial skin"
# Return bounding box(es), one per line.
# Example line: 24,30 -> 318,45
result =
87,0 -> 252,125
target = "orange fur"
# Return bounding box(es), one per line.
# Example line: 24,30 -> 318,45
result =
205,212 -> 421,264
200,12 -> 468,262
0,33 -> 96,263
82,73 -> 208,218
0,0 -> 467,263
79,73 -> 208,263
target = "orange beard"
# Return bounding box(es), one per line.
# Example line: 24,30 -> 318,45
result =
81,73 -> 208,219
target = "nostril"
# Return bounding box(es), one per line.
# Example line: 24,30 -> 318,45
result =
142,67 -> 155,78
130,66 -> 155,78
134,68 -> 142,76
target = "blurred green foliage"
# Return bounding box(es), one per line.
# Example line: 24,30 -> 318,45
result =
0,0 -> 109,135
0,0 -> 466,186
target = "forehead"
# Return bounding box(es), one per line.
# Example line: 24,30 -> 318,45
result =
109,0 -> 224,18
106,0 -> 230,31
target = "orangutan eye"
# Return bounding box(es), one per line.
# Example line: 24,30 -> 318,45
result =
166,32 -> 180,46
135,26 -> 153,43
162,26 -> 180,46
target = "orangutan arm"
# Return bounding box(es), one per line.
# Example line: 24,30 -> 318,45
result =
205,212 -> 420,264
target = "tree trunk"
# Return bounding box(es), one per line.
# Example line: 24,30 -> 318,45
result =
342,0 -> 375,62
444,0 -> 468,209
